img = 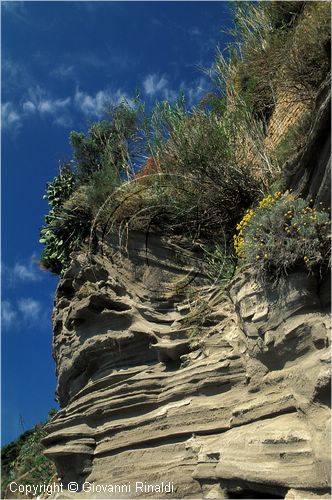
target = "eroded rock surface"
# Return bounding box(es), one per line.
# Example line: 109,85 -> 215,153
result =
42,229 -> 331,499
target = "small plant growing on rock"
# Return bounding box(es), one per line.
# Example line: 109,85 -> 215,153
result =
1,422 -> 56,498
234,192 -> 331,280
203,243 -> 236,287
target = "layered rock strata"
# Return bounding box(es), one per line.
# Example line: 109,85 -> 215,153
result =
43,230 -> 331,499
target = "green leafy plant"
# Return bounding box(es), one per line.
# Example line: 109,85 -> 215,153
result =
1,423 -> 56,498
70,103 -> 142,183
40,182 -> 92,276
40,101 -> 145,275
39,165 -> 79,274
234,192 -> 331,280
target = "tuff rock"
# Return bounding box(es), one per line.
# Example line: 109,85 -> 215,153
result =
42,228 -> 331,499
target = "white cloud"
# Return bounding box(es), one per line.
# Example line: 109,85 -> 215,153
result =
2,257 -> 43,285
1,294 -> 48,330
20,87 -> 72,127
18,298 -> 41,321
39,97 -> 71,115
1,102 -> 21,130
74,87 -> 131,117
53,114 -> 73,127
1,301 -> 17,328
22,88 -> 71,117
12,261 -> 41,282
51,64 -> 75,80
2,59 -> 33,95
143,74 -> 168,96
142,73 -> 185,102
22,101 -> 36,113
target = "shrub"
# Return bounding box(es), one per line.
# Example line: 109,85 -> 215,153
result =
40,101 -> 145,275
40,186 -> 92,275
280,2 -> 331,102
84,160 -> 121,223
224,1 -> 330,129
146,99 -> 261,239
1,423 -> 55,498
70,104 -> 142,183
234,192 -> 331,280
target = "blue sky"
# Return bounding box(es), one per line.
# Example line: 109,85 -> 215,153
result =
1,1 -> 233,445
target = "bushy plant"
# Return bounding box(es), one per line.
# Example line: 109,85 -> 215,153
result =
40,185 -> 92,275
40,101 -> 146,275
70,104 -> 143,183
1,423 -> 55,498
39,165 -> 81,275
239,2 -> 329,104
145,99 -> 261,239
40,3 -> 330,277
280,2 -> 331,101
234,192 -> 331,280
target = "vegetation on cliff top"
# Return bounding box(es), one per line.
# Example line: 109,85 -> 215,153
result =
1,412 -> 57,498
40,1 -> 330,281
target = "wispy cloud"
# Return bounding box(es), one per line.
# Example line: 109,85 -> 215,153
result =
74,87 -> 131,117
2,82 -> 133,131
2,59 -> 33,96
22,87 -> 71,117
2,256 -> 43,286
1,301 -> 17,328
142,73 -> 209,105
1,297 -> 44,330
51,64 -> 75,81
143,74 -> 168,97
142,73 -> 179,102
53,114 -> 73,127
12,261 -> 41,282
1,102 -> 21,131
1,86 -> 74,130
18,298 -> 41,321
2,74 -> 74,132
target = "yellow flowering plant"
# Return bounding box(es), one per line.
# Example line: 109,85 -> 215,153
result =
234,193 -> 330,280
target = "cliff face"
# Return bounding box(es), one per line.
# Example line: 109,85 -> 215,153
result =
43,86 -> 331,500
43,236 -> 330,499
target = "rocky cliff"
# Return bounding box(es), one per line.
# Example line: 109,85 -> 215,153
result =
42,85 -> 331,500
42,237 -> 330,499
